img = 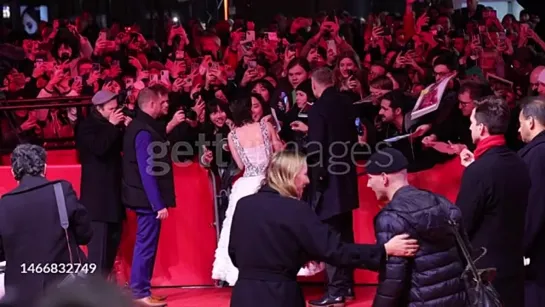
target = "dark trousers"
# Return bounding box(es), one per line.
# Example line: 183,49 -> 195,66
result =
525,281 -> 545,307
494,275 -> 524,307
130,211 -> 161,299
324,211 -> 355,297
87,221 -> 122,278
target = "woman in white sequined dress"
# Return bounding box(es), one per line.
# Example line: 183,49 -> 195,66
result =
212,96 -> 283,286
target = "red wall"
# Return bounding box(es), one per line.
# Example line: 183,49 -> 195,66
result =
0,151 -> 464,286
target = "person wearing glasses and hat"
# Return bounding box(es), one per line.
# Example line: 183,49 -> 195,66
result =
366,147 -> 468,306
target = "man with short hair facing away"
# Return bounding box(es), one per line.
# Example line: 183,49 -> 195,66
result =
456,96 -> 530,307
292,67 -> 359,306
518,96 -> 545,307
122,84 -> 175,307
76,90 -> 130,279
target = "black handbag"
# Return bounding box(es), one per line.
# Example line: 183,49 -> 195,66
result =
53,183 -> 89,288
449,220 -> 502,307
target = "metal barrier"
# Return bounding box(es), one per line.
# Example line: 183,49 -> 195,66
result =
0,96 -> 93,154
208,170 -> 222,241
0,96 -> 93,111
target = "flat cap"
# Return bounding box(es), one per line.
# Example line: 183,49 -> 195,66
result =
91,90 -> 117,106
367,147 -> 408,175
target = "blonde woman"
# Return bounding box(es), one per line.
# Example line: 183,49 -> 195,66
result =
227,150 -> 419,307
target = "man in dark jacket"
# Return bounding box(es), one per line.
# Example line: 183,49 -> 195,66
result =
76,90 -> 129,278
122,84 -> 174,307
456,96 -> 531,307
291,67 -> 360,306
367,147 -> 467,306
517,96 -> 545,307
0,144 -> 92,307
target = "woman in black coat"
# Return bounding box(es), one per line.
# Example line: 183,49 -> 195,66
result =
227,150 -> 419,307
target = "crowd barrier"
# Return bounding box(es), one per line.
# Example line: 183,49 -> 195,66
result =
0,150 -> 465,287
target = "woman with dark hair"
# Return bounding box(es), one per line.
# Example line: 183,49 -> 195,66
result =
212,95 -> 283,286
282,79 -> 315,148
249,93 -> 271,123
202,99 -> 233,171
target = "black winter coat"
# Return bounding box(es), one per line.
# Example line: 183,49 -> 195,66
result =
0,176 -> 92,307
76,111 -> 125,223
518,131 -> 545,286
373,186 -> 467,307
456,145 -> 530,307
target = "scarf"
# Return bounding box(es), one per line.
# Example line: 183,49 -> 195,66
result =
474,135 -> 506,160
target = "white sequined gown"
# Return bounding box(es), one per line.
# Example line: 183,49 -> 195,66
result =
211,121 -> 324,286
211,121 -> 272,285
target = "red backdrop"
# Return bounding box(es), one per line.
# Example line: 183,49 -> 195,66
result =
0,150 -> 464,286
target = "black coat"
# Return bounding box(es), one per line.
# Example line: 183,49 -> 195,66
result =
518,131 -> 545,286
228,186 -> 385,307
0,176 -> 93,307
75,111 -> 125,223
373,186 -> 467,307
456,145 -> 530,305
306,87 -> 359,220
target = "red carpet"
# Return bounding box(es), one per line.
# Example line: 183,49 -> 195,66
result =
153,286 -> 377,307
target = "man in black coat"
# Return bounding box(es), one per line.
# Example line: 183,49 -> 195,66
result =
517,96 -> 545,307
291,67 -> 359,306
0,144 -> 93,307
456,96 -> 531,307
75,90 -> 129,278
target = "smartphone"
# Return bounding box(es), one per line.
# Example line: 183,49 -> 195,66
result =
266,32 -> 278,41
246,31 -> 255,42
175,50 -> 185,60
150,74 -> 159,82
160,70 -> 170,82
125,78 -> 134,88
248,60 -> 257,69
73,76 -> 82,84
355,117 -> 364,136
326,40 -> 337,55
34,58 -> 43,67
98,32 -> 107,41
92,63 -> 101,72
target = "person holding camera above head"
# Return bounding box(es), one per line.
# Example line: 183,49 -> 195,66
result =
75,90 -> 131,279
122,84 -> 175,307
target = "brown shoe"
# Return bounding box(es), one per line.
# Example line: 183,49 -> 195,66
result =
151,294 -> 167,301
135,296 -> 167,307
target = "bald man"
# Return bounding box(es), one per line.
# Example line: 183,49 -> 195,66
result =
529,66 -> 545,96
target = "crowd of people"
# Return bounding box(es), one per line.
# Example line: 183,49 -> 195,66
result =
0,0 -> 545,306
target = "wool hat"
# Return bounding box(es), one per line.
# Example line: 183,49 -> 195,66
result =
367,147 -> 409,175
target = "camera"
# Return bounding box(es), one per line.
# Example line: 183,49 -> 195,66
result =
182,106 -> 197,121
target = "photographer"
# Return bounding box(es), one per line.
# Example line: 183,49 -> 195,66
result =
75,90 -> 130,278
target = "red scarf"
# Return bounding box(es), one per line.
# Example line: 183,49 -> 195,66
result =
474,135 -> 506,160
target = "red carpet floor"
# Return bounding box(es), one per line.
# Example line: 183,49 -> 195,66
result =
152,286 -> 377,307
